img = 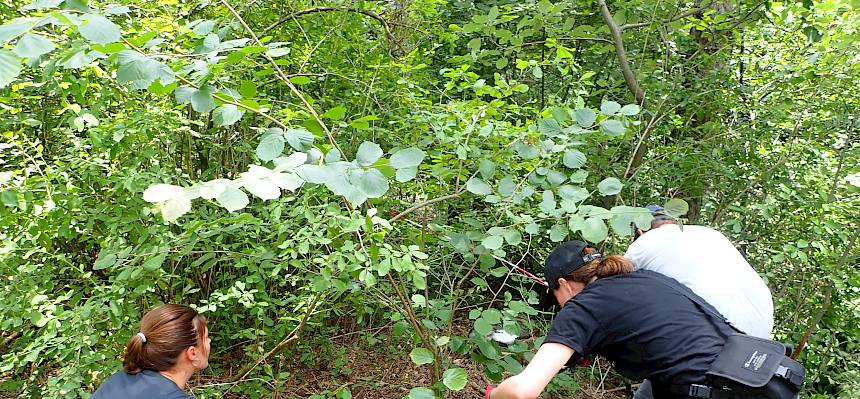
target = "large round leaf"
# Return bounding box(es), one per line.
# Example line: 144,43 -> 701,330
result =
14,33 -> 55,58
597,177 -> 623,196
563,149 -> 587,168
285,128 -> 314,151
599,120 -> 626,137
78,14 -> 121,44
357,168 -> 389,198
159,194 -> 191,222
0,50 -> 22,88
409,347 -> 434,366
216,185 -> 249,212
256,131 -> 286,161
481,235 -> 503,250
143,184 -> 184,202
442,367 -> 468,391
213,104 -> 244,127
356,141 -> 383,166
466,177 -> 492,195
581,217 -> 608,243
407,387 -> 436,399
664,198 -> 689,217
390,147 -> 424,168
243,178 -> 280,200
600,100 -> 621,115
573,108 -> 597,127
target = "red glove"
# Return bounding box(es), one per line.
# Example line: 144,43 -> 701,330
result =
484,384 -> 496,399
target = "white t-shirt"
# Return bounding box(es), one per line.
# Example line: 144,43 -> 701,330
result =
624,224 -> 774,338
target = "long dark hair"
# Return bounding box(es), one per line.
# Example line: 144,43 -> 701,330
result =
123,304 -> 207,374
562,247 -> 634,284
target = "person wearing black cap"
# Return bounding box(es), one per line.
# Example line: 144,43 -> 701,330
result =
487,240 -> 738,399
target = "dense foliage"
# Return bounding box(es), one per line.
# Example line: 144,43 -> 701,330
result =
1,0 -> 857,398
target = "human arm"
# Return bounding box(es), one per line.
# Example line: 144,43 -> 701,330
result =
489,342 -> 575,399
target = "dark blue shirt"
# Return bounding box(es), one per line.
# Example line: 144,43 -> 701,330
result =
545,270 -> 736,389
92,370 -> 193,399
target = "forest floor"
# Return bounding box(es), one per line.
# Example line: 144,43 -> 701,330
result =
198,319 -> 631,399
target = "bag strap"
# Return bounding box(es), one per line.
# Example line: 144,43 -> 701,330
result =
641,270 -> 746,335
667,383 -> 740,399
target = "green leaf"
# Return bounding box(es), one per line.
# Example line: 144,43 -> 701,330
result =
599,120 -> 626,137
323,106 -> 346,120
356,141 -> 383,166
190,85 -> 216,113
116,50 -> 174,90
562,149 -> 587,168
549,224 -> 568,242
0,50 -> 22,88
619,104 -> 641,116
142,253 -> 166,271
216,185 -> 249,212
442,367 -> 468,391
159,194 -> 191,222
357,169 -> 388,198
212,104 -> 244,126
93,253 -> 117,270
14,33 -> 55,58
243,178 -> 280,200
600,101 -> 621,115
395,167 -> 418,182
597,177 -> 622,196
474,317 -> 493,335
143,183 -> 184,202
664,198 -> 689,217
78,14 -> 121,44
256,130 -> 285,161
285,128 -> 314,151
407,387 -> 436,399
466,177 -> 492,195
538,118 -> 562,135
581,217 -> 608,243
409,348 -> 434,366
390,148 -> 424,168
192,20 -> 216,36
482,308 -> 502,324
479,159 -> 496,179
504,229 -> 522,245
481,235 -> 503,250
515,142 -> 539,159
0,18 -> 36,45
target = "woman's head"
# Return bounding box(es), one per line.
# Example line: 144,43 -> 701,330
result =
544,241 -> 634,306
123,304 -> 210,375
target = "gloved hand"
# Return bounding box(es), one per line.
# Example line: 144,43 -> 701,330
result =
484,384 -> 496,399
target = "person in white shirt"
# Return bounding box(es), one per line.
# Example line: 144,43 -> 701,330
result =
626,205 -> 774,338
627,204 -> 774,399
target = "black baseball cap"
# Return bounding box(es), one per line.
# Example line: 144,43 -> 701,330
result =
539,240 -> 602,309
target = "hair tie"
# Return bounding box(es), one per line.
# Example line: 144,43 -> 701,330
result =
137,332 -> 147,343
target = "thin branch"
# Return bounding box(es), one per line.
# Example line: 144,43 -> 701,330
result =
229,292 -> 322,382
791,227 -> 857,359
388,191 -> 465,223
219,0 -> 340,151
620,2 -> 714,31
261,6 -> 403,55
597,0 -> 646,105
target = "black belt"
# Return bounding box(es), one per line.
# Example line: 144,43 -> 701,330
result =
668,384 -> 740,399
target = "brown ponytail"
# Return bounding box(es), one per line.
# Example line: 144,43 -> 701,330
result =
123,304 -> 207,374
563,247 -> 634,285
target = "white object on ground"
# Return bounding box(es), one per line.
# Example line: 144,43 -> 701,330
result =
491,329 -> 517,345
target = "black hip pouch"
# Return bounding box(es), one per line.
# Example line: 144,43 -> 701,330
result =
706,334 -> 806,398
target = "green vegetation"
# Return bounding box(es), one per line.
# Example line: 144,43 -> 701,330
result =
0,0 -> 857,397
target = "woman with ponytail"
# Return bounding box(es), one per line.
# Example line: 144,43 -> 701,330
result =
93,304 -> 210,399
488,240 -> 739,399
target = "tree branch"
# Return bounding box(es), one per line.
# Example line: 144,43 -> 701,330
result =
219,0 -> 341,151
597,0 -> 646,105
620,2 -> 714,31
388,191 -> 464,223
261,6 -> 402,55
230,292 -> 322,382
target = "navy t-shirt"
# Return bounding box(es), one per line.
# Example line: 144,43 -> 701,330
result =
92,370 -> 193,399
545,270 -> 736,390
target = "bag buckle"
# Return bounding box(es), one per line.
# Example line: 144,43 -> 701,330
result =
688,384 -> 712,398
775,365 -> 804,387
